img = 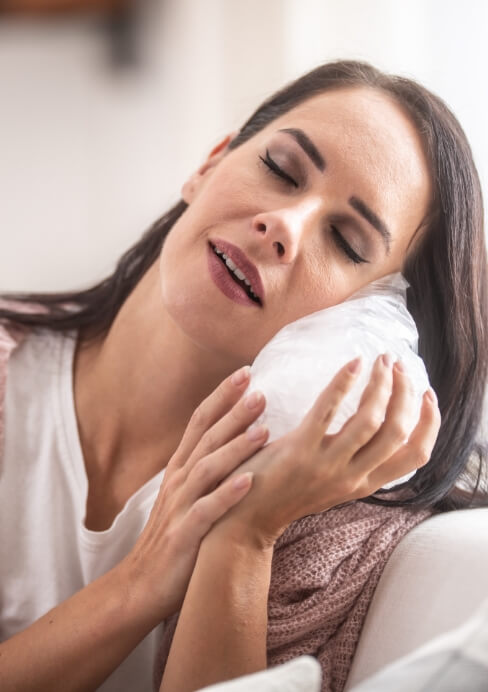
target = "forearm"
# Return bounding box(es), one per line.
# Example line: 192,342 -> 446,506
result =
160,529 -> 274,692
0,563 -> 162,692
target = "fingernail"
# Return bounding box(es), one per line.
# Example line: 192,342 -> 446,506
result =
233,472 -> 253,490
394,360 -> 405,373
231,365 -> 250,386
382,353 -> 393,368
348,357 -> 361,374
246,424 -> 267,440
245,391 -> 263,408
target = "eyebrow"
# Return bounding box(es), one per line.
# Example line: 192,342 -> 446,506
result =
279,127 -> 326,172
279,126 -> 392,255
349,196 -> 392,255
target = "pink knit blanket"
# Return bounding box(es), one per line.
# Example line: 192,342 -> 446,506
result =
154,501 -> 432,691
0,304 -> 434,692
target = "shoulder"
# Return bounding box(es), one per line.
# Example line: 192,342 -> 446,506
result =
0,298 -> 49,354
275,500 -> 432,557
267,501 -> 434,689
269,500 -> 433,614
0,299 -> 51,460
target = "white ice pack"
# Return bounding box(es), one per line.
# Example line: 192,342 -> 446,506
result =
246,273 -> 431,490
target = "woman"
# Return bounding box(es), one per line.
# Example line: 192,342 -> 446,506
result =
0,60 -> 486,692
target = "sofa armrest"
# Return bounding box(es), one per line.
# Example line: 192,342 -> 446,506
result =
344,507 -> 488,690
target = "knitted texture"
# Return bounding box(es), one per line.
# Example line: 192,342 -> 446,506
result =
0,304 -> 434,692
154,501 -> 433,692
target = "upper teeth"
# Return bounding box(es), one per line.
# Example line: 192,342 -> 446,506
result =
213,246 -> 259,300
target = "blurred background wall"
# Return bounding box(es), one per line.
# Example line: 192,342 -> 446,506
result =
0,0 -> 487,291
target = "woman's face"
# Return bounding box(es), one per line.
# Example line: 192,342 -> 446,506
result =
159,87 -> 432,364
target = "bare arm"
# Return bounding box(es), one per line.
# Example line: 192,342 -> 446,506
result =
158,357 -> 441,691
0,366 -> 268,692
0,563 -> 161,692
160,528 -> 273,692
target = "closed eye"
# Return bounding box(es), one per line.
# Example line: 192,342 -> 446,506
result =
259,150 -> 369,266
259,150 -> 298,188
331,226 -> 369,265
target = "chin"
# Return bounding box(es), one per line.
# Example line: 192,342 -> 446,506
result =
160,284 -> 251,361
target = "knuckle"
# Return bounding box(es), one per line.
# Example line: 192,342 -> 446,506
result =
188,499 -> 210,526
342,477 -> 358,495
364,411 -> 384,433
230,402 -> 245,424
341,476 -> 364,497
216,383 -> 230,408
199,428 -> 215,450
388,420 -> 408,443
405,380 -> 416,398
416,446 -> 431,467
192,458 -> 213,484
406,441 -> 430,467
333,380 -> 351,399
190,404 -> 208,430
162,470 -> 180,494
329,389 -> 348,412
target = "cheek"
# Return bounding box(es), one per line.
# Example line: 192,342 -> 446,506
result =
156,230 -> 273,361
291,252 -> 353,315
203,160 -> 267,217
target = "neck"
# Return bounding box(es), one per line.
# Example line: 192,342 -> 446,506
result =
73,260 -> 242,484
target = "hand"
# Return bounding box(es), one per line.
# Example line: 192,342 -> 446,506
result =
208,354 -> 441,548
118,366 -> 268,622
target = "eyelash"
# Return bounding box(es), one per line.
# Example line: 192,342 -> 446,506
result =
258,150 -> 369,266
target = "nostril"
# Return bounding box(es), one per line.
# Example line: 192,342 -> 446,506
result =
257,222 -> 266,232
274,241 -> 285,257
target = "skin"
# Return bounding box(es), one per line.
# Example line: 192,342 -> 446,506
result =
0,86 -> 441,692
74,86 -> 433,530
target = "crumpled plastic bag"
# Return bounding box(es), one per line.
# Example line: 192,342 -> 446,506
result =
246,272 -> 431,490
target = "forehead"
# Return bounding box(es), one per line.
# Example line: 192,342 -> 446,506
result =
265,87 -> 426,173
255,87 -> 433,245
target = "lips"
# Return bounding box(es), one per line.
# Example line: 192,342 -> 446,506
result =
209,238 -> 265,305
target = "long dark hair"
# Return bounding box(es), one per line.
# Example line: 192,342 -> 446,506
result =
2,60 -> 487,512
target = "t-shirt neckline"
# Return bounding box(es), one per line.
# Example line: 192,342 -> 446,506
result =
55,328 -> 165,536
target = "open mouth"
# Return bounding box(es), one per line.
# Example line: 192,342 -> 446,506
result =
210,243 -> 262,305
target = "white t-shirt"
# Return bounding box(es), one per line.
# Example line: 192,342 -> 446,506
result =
0,327 -> 166,691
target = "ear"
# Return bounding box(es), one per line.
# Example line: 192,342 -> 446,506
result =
181,132 -> 237,204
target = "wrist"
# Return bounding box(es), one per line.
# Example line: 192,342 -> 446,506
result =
113,554 -> 173,628
204,515 -> 278,555
198,524 -> 275,604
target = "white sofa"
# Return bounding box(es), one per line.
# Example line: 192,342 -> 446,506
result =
344,506 -> 488,688
197,506 -> 488,691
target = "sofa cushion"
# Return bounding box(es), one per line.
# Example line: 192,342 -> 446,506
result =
196,656 -> 321,692
344,507 -> 488,689
349,596 -> 488,691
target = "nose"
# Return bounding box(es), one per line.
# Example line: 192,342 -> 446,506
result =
250,198 -> 322,262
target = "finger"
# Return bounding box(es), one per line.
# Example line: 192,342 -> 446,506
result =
183,471 -> 254,541
351,360 -> 416,475
300,357 -> 362,443
329,354 -> 394,458
364,388 -> 441,492
186,389 -> 266,474
173,365 -> 251,468
183,424 -> 269,503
